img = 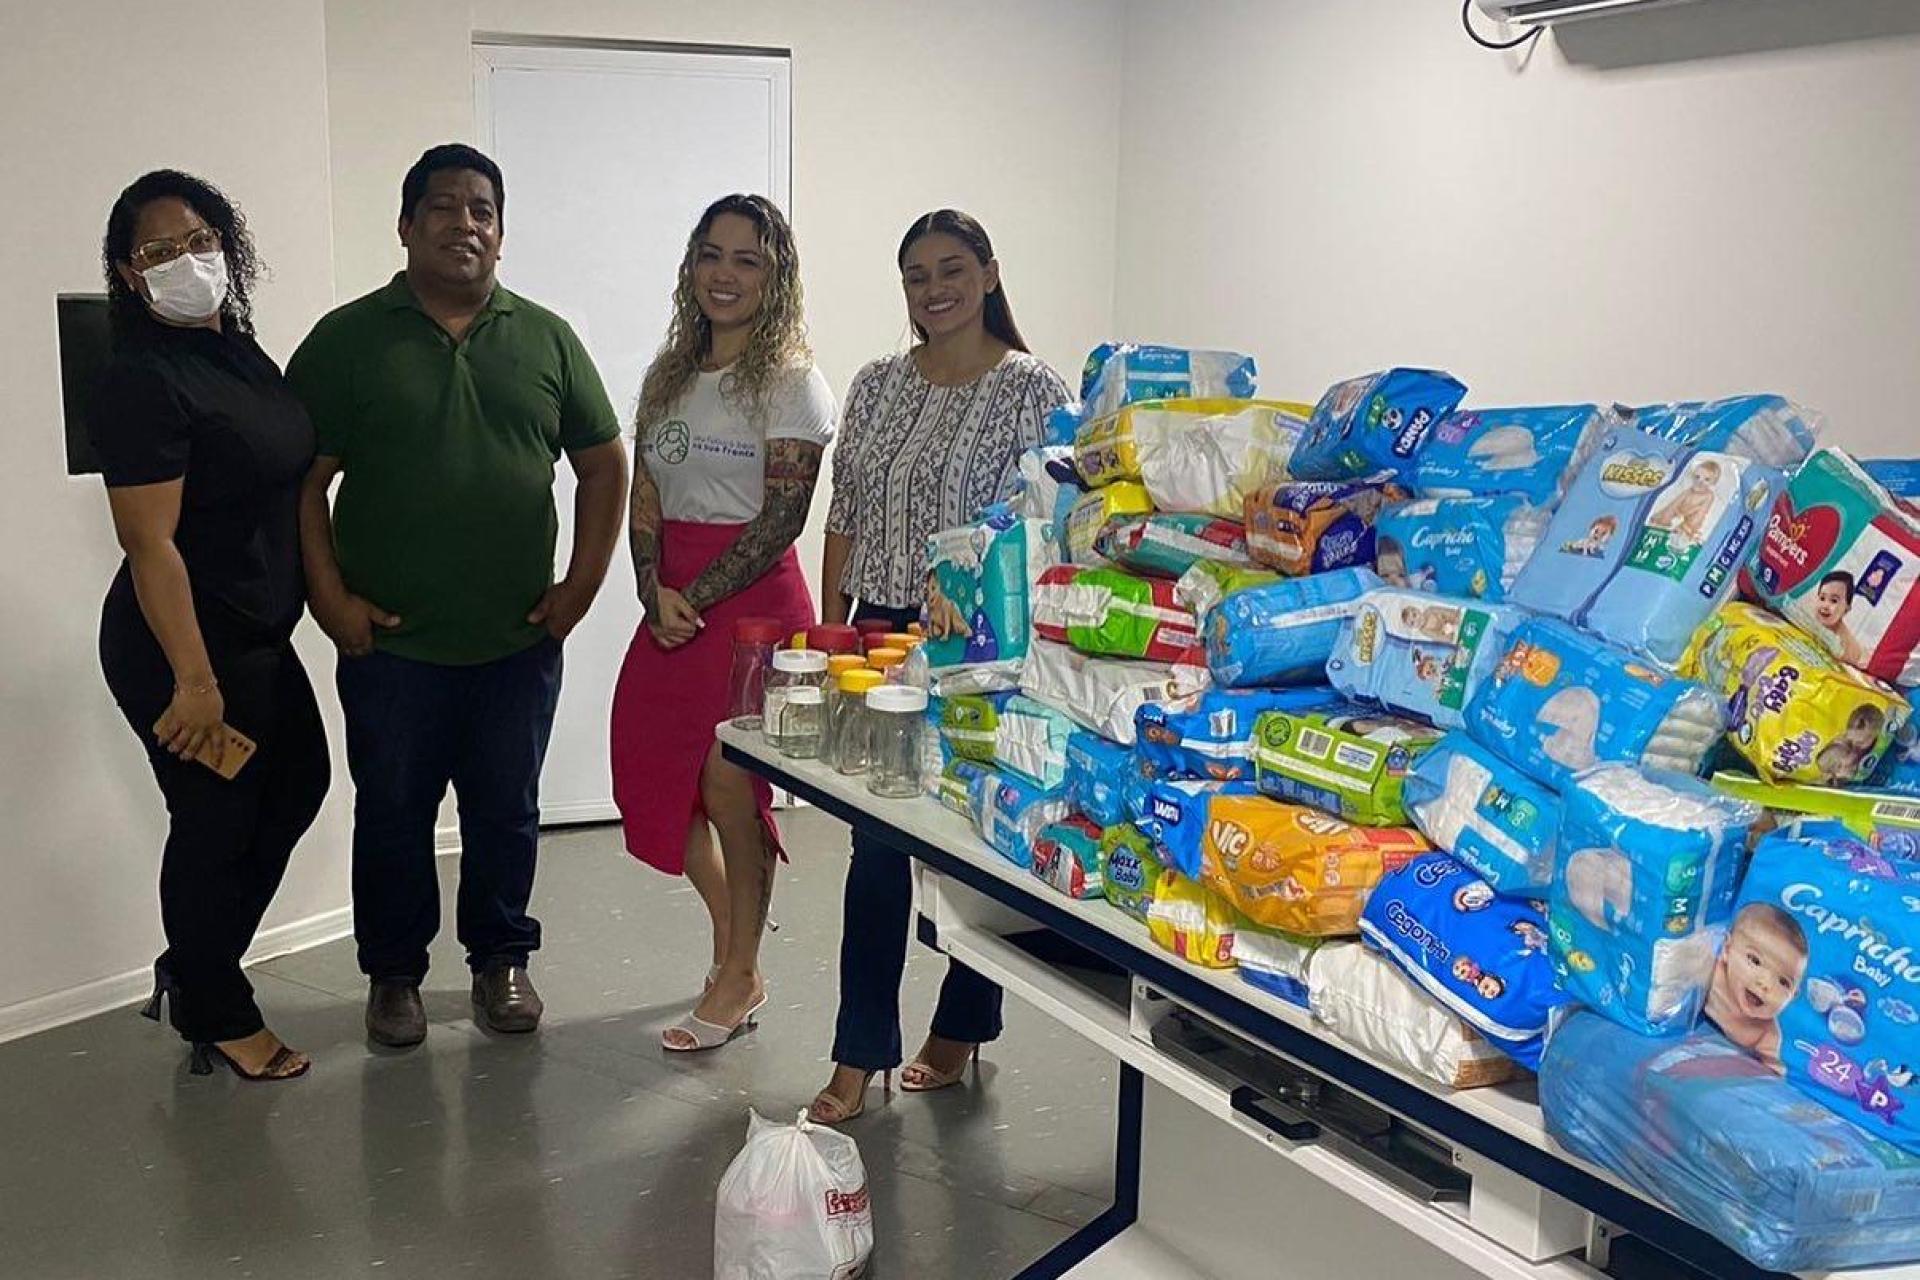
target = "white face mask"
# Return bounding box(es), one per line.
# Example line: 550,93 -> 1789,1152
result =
141,250 -> 229,324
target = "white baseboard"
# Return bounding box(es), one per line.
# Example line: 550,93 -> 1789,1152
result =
0,906 -> 354,1046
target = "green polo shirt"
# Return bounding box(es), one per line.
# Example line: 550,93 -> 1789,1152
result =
288,273 -> 620,666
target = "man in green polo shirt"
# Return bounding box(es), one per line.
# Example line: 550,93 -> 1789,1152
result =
289,144 -> 627,1047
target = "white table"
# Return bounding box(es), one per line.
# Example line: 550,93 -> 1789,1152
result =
720,725 -> 1916,1280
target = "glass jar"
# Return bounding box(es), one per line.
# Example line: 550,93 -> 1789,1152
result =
866,685 -> 930,799
808,624 -> 861,657
865,647 -> 906,680
763,648 -> 828,751
854,618 -> 893,642
881,632 -> 921,655
776,686 -> 825,760
826,654 -> 866,683
830,669 -> 886,776
726,617 -> 789,731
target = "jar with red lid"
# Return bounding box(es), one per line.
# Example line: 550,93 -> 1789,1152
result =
726,617 -> 789,731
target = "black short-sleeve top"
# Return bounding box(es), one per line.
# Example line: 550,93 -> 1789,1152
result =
90,315 -> 316,640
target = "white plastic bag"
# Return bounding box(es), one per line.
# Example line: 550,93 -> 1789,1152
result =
714,1109 -> 873,1280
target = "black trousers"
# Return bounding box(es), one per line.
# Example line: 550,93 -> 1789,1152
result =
100,590 -> 330,1045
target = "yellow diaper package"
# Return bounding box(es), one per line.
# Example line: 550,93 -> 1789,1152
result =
1680,603 -> 1909,786
1146,867 -> 1238,968
1064,482 -> 1155,566
1198,795 -> 1429,937
1073,398 -> 1313,518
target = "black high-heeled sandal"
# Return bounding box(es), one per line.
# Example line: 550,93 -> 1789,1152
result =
189,1041 -> 312,1082
139,962 -> 176,1023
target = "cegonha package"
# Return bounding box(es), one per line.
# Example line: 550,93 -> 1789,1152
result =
1250,706 -> 1440,827
1412,404 -> 1612,507
1096,514 -> 1251,580
1374,496 -> 1549,601
1031,815 -> 1106,899
1064,730 -> 1141,828
1359,853 -> 1569,1070
1466,617 -> 1726,789
1077,343 -> 1258,423
1402,733 -> 1562,896
1031,564 -> 1205,666
1744,446 -> 1920,688
1325,589 -> 1527,731
923,513 -> 1055,694
1624,394 -> 1822,470
1135,686 -> 1342,783
1074,398 -> 1308,517
1681,601 -> 1909,786
1549,767 -> 1759,1038
1204,568 -> 1382,688
1245,476 -> 1411,577
1289,368 -> 1469,481
1098,824 -> 1168,923
1308,942 -> 1523,1090
1198,794 -> 1428,936
1020,640 -> 1209,746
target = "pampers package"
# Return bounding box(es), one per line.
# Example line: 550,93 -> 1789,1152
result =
1250,707 -> 1440,827
1147,867 -> 1238,969
1205,568 -> 1382,688
1467,617 -> 1726,789
1199,794 -> 1428,936
1174,559 -> 1280,622
1403,733 -> 1562,896
1412,404 -> 1611,507
1309,942 -> 1523,1090
1325,589 -> 1526,731
1681,601 -> 1909,786
924,513 -> 1054,694
1031,815 -> 1106,899
1359,853 -> 1569,1070
1138,687 -> 1343,783
1133,777 -> 1260,878
1031,565 -> 1204,666
1020,639 -> 1208,746
1744,446 -> 1920,687
1713,825 -> 1920,1153
1097,514 -> 1250,580
1063,482 -> 1155,567
1074,398 -> 1308,517
1245,475 -> 1411,577
1290,368 -> 1469,482
1373,496 -> 1548,600
1542,1013 -> 1920,1275
1626,394 -> 1822,470
1098,824 -> 1168,923
973,772 -> 1072,871
1064,730 -> 1140,827
1078,343 -> 1257,423
1549,767 -> 1759,1038
993,695 -> 1076,790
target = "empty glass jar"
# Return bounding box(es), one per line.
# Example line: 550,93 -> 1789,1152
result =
829,668 -> 885,776
865,685 -> 930,799
763,648 -> 827,752
726,617 -> 789,731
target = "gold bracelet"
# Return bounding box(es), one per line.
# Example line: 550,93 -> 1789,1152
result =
175,677 -> 219,697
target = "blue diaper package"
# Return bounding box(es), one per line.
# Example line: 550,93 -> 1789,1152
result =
1325,589 -> 1527,731
974,773 -> 1073,870
1712,825 -> 1920,1154
1290,368 -> 1469,481
1864,459 -> 1920,499
1403,733 -> 1562,896
994,695 -> 1076,790
1543,1012 -> 1920,1274
1132,777 -> 1259,878
1374,497 -> 1549,600
1876,689 -> 1920,797
1136,687 -> 1342,782
1467,617 -> 1727,789
1549,767 -> 1759,1038
1205,568 -> 1382,688
1358,853 -> 1568,1069
1624,394 -> 1822,470
1413,405 -> 1610,507
1064,730 -> 1142,828
1079,343 -> 1257,422
1044,404 -> 1082,448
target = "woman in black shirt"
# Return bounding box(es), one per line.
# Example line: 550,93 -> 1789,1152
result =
94,170 -> 330,1081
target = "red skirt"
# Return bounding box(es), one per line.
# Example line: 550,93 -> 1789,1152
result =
610,520 -> 816,875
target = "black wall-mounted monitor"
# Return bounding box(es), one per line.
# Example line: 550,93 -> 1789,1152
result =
58,293 -> 111,477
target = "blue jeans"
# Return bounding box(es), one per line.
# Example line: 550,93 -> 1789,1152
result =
336,637 -> 562,982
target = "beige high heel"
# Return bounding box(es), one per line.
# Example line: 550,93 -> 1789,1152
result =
808,1068 -> 893,1125
901,1043 -> 980,1093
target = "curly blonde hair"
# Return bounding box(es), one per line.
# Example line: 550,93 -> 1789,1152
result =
635,193 -> 810,436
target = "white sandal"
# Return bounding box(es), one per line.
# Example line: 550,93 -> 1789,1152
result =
662,993 -> 769,1053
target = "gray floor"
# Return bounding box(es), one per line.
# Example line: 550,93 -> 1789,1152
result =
0,810 -> 1116,1279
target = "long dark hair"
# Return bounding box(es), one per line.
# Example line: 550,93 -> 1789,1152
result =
102,170 -> 261,343
896,209 -> 1027,353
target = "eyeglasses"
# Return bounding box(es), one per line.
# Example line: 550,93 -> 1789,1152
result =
129,227 -> 222,270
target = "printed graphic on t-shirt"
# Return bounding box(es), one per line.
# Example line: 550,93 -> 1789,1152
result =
654,419 -> 690,464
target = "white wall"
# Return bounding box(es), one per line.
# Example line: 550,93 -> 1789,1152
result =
1113,0 -> 1920,456
0,1 -> 348,1035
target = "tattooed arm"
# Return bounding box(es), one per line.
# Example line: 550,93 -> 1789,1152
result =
631,449 -> 701,647
683,438 -> 825,613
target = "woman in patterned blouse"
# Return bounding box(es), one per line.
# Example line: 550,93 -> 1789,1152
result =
809,210 -> 1072,1124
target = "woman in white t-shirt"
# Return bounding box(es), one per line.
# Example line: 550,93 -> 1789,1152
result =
610,194 -> 835,1053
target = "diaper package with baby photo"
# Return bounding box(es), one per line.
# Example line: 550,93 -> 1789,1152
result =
1031,814 -> 1107,899
1031,565 -> 1205,666
1198,794 -> 1428,937
1097,514 -> 1251,580
1543,1012 -> 1920,1275
1744,447 -> 1920,688
1625,394 -> 1822,470
1412,405 -> 1611,507
924,513 -> 1055,694
1290,368 -> 1469,482
1359,853 -> 1569,1069
1147,867 -> 1239,969
1715,825 -> 1920,1154
1373,496 -> 1549,601
1074,398 -> 1308,517
1137,687 -> 1343,783
1205,568 -> 1382,688
1063,482 -> 1156,567
973,772 -> 1073,871
1549,767 -> 1759,1038
1467,617 -> 1726,789
937,692 -> 1014,764
1174,559 -> 1281,623
1078,343 -> 1258,423
1236,923 -> 1323,1008
1309,941 -> 1524,1090
1326,589 -> 1527,731
1682,602 -> 1909,786
1020,640 -> 1209,746
1065,730 -> 1142,828
992,695 -> 1076,790
1250,707 -> 1441,827
1133,777 -> 1260,879
1245,476 -> 1412,577
1099,824 -> 1169,923
1403,733 -> 1562,896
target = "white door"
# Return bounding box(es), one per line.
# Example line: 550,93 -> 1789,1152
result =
474,41 -> 793,825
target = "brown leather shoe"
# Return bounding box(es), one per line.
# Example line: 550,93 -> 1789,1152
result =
366,980 -> 427,1048
472,965 -> 543,1034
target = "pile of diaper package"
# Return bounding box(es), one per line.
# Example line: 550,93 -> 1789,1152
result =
902,342 -> 1920,1269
